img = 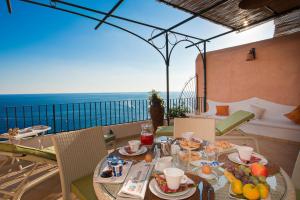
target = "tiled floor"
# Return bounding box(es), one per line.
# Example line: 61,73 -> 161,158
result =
1,132 -> 299,200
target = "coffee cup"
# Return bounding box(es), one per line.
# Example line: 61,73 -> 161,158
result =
128,140 -> 141,153
237,146 -> 253,162
163,168 -> 187,190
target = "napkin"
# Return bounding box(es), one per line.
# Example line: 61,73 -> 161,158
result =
117,161 -> 154,200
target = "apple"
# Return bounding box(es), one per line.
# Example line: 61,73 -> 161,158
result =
250,163 -> 268,177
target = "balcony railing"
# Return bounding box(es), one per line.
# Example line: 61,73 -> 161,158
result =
0,97 -> 203,134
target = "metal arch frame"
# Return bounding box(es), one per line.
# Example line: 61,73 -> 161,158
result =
50,0 -> 205,41
167,39 -> 207,113
168,38 -> 201,61
163,38 -> 206,122
6,0 -> 12,13
94,0 -> 124,30
17,0 -> 205,125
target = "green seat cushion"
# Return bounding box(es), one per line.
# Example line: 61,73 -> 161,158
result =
71,174 -> 97,200
156,126 -> 174,136
216,110 -> 255,136
296,189 -> 300,200
104,133 -> 116,143
0,143 -> 56,161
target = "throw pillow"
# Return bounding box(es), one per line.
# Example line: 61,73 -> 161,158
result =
249,104 -> 266,119
216,105 -> 229,116
284,105 -> 300,125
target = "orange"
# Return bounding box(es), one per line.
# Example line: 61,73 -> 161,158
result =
202,165 -> 212,174
243,184 -> 260,200
144,153 -> 153,163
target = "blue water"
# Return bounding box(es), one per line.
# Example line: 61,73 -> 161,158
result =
0,92 -> 181,133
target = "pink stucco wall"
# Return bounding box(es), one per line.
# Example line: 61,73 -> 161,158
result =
196,32 -> 300,106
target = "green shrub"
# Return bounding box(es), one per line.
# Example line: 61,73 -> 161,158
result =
168,106 -> 188,118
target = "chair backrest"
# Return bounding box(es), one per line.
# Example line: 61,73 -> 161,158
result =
174,118 -> 215,143
52,127 -> 107,200
292,151 -> 300,189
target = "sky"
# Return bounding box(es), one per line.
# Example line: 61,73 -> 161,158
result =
0,0 -> 274,94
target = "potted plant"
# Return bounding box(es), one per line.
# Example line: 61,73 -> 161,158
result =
168,106 -> 188,119
149,90 -> 164,132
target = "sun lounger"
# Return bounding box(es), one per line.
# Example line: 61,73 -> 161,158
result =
155,126 -> 174,137
155,110 -> 259,152
215,110 -> 255,136
156,110 -> 255,137
0,142 -> 58,200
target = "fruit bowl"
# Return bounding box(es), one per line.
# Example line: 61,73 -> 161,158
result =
229,183 -> 271,200
224,163 -> 270,200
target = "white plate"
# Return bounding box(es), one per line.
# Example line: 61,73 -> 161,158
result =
149,178 -> 196,200
190,159 -> 222,167
119,146 -> 147,156
154,181 -> 190,197
228,152 -> 268,166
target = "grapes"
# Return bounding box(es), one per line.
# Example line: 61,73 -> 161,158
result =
241,176 -> 249,184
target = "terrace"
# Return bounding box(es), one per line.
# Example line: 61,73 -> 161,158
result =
0,0 -> 300,200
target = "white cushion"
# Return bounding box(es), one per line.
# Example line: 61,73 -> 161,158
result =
249,119 -> 300,130
249,104 -> 266,119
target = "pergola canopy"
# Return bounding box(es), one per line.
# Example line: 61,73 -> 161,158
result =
158,0 -> 300,31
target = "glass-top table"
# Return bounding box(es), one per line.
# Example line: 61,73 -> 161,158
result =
93,144 -> 295,200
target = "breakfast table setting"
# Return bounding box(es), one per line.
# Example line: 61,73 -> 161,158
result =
93,124 -> 296,200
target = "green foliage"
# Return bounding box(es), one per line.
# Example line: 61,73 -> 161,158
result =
148,89 -> 164,106
168,106 -> 188,118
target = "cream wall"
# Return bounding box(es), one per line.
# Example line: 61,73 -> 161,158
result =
196,32 -> 300,106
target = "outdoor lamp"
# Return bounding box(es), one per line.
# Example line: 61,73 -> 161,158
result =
246,48 -> 256,61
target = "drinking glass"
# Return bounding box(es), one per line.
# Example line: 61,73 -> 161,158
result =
177,150 -> 189,170
171,144 -> 180,167
204,145 -> 219,161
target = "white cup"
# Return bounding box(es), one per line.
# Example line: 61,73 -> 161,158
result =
163,168 -> 187,190
237,146 -> 253,161
128,140 -> 141,153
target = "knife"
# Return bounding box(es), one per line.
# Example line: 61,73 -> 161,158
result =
198,181 -> 203,200
207,185 -> 214,200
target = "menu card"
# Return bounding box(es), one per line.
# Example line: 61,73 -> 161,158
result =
117,161 -> 154,200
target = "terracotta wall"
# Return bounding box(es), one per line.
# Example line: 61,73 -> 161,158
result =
196,32 -> 300,106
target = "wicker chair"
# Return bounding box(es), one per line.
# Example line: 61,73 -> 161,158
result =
52,126 -> 107,200
173,118 -> 215,143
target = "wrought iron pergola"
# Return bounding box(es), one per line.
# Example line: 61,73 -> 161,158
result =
4,0 -> 299,124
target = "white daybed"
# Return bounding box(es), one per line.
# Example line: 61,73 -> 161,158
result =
204,97 -> 300,142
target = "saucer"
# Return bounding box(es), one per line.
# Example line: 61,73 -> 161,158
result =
119,146 -> 147,156
149,178 -> 196,199
228,152 -> 268,166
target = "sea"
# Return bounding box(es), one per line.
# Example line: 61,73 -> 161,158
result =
0,92 -> 181,134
